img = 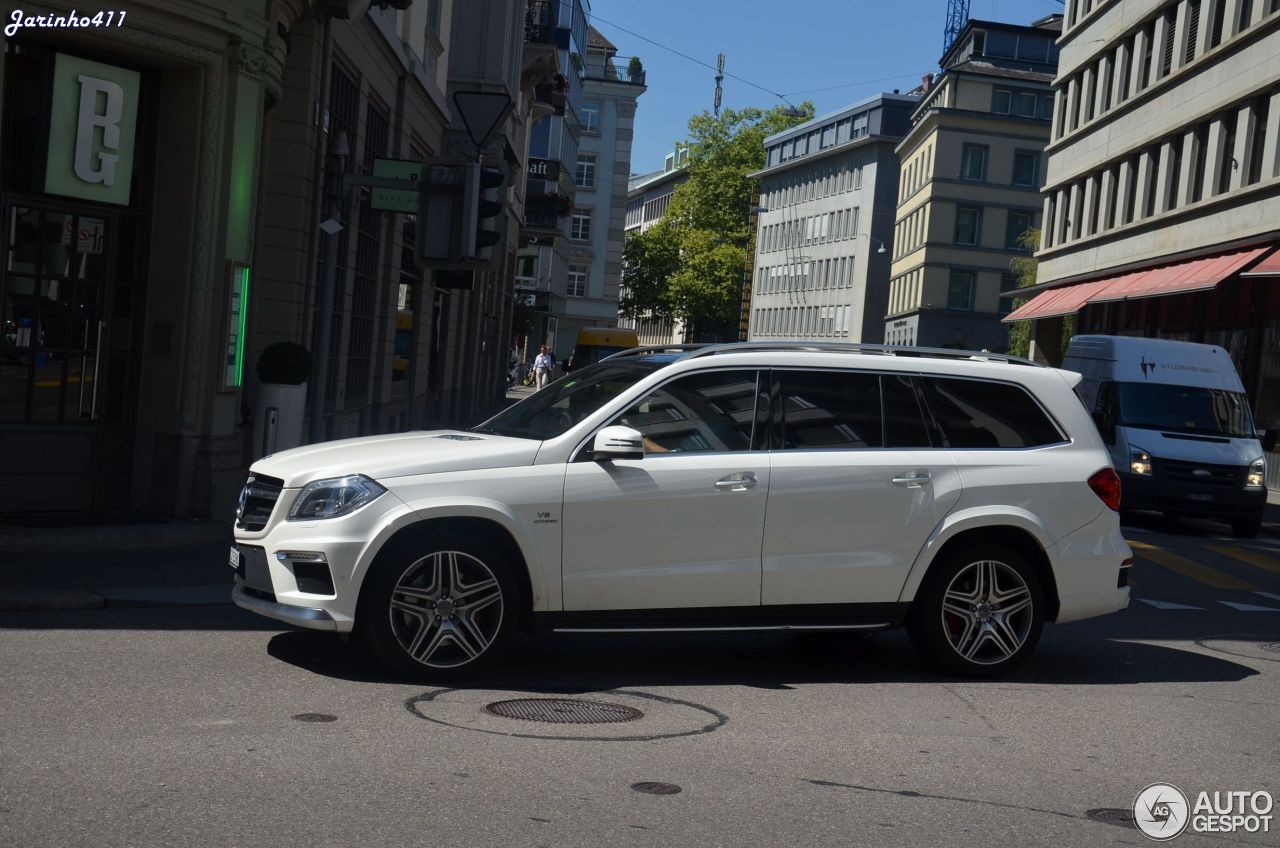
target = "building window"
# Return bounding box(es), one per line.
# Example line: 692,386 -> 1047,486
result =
581,101 -> 601,134
575,154 -> 596,189
993,89 -> 1012,114
960,144 -> 988,181
1006,210 -> 1034,249
516,253 -> 538,288
954,206 -> 981,245
947,270 -> 975,310
567,264 -> 588,297
571,208 -> 592,241
1012,150 -> 1040,186
853,113 -> 869,138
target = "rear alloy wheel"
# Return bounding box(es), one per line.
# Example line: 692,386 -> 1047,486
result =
908,545 -> 1044,678
361,533 -> 517,680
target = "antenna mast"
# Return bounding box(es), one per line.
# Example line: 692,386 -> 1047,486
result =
714,53 -> 725,117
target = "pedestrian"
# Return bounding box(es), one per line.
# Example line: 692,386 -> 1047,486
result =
534,344 -> 554,389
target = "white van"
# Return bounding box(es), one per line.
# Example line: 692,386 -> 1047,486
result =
1063,335 -> 1270,537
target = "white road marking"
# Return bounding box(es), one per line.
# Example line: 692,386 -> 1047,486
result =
1219,601 -> 1280,612
1136,599 -> 1205,610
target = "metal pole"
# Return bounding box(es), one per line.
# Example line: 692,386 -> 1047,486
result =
310,132 -> 348,444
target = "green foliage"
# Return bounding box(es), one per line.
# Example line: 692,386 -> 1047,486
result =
627,56 -> 643,78
619,103 -> 814,337
257,341 -> 312,385
1006,227 -> 1072,359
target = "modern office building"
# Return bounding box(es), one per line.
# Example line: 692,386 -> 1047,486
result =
0,0 -> 557,517
550,26 -> 645,356
1006,0 -> 1280,484
749,93 -> 919,343
620,147 -> 689,343
885,15 -> 1061,351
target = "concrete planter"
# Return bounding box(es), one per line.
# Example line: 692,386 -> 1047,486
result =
254,382 -> 307,458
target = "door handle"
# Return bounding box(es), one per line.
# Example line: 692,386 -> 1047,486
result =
891,471 -> 931,488
715,472 -> 758,492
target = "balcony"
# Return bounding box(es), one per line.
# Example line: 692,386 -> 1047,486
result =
582,56 -> 646,86
523,0 -> 588,89
532,80 -> 566,118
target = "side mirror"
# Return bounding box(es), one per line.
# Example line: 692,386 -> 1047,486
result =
1262,428 -> 1278,453
592,425 -> 644,460
1092,410 -> 1115,444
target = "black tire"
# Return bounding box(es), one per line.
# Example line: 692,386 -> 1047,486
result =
358,529 -> 519,681
1231,519 -> 1262,539
907,544 -> 1045,678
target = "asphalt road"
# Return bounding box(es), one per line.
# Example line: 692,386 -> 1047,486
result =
1,513 -> 1277,848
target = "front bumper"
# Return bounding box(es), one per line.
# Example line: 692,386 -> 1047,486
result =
232,582 -> 338,631
1120,469 -> 1266,521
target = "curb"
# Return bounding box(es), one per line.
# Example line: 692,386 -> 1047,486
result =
0,584 -> 233,613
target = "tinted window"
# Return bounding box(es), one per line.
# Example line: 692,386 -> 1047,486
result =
780,371 -> 882,449
926,378 -> 1063,448
1115,381 -> 1254,438
614,370 -> 759,453
883,375 -> 934,448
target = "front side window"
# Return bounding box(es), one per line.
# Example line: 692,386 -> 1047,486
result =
954,206 -> 981,245
580,101 -> 601,134
612,370 -> 761,453
779,370 -> 882,450
571,209 -> 592,241
960,144 -> 988,181
925,377 -> 1065,448
575,154 -> 596,189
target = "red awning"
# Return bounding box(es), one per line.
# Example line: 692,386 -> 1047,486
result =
1242,249 -> 1280,276
1003,246 -> 1274,323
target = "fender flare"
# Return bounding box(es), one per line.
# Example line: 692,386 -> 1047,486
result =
896,507 -> 1056,603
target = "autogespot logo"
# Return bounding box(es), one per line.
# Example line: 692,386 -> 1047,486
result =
1134,783 -> 1190,841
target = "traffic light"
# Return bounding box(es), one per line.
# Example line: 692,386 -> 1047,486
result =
461,162 -> 505,260
415,162 -> 465,265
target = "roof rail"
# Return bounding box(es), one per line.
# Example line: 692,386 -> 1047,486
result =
672,341 -> 1045,367
600,344 -> 705,362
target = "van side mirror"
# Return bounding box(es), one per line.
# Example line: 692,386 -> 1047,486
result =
1262,429 -> 1279,453
1092,410 -> 1115,444
593,425 -> 644,460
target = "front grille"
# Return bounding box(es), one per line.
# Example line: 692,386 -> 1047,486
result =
293,562 -> 335,595
1159,459 -> 1242,487
236,474 -> 284,530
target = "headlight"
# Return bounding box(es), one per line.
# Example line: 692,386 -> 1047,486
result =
288,474 -> 386,521
1245,457 -> 1265,489
1129,446 -> 1153,476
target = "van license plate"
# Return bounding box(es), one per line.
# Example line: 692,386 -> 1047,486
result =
229,546 -> 241,568
1187,493 -> 1213,502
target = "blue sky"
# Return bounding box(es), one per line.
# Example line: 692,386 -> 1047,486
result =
588,0 -> 1068,175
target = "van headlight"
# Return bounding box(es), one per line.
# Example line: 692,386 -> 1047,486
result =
1129,447 -> 1153,476
288,474 -> 386,520
1246,457 -> 1266,489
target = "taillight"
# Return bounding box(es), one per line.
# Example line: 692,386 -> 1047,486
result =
1088,467 -> 1122,511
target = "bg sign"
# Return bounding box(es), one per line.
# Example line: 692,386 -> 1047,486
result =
44,54 -> 141,205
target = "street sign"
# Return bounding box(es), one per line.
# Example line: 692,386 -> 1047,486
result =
371,158 -> 422,212
452,91 -> 514,149
527,157 -> 559,182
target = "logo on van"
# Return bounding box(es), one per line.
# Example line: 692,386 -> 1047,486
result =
1140,355 -> 1157,379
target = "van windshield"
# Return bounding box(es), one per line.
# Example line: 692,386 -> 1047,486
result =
1115,382 -> 1255,438
472,361 -> 665,440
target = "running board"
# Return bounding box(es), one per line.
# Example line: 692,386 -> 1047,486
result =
553,622 -> 893,634
535,603 -> 908,634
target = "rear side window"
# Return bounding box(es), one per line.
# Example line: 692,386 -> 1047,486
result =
883,374 -> 935,448
779,370 -> 882,449
924,377 -> 1064,448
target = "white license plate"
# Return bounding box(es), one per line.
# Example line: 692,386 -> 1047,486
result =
1187,493 -> 1213,502
229,546 -> 241,568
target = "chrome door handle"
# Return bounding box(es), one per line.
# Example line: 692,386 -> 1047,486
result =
891,472 -> 931,488
715,472 -> 758,491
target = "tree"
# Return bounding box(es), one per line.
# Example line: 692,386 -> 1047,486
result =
620,103 -> 814,339
1005,227 -> 1072,359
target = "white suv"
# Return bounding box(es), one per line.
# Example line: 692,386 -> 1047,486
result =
231,343 -> 1131,678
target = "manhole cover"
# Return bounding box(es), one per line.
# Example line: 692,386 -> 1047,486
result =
632,782 -> 682,796
484,698 -> 643,724
292,713 -> 337,723
1195,637 -> 1280,664
1086,808 -> 1137,829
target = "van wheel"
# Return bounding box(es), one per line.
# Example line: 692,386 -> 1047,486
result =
907,544 -> 1044,678
1231,519 -> 1261,539
359,531 -> 517,681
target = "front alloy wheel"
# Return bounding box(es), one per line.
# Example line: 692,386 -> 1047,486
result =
362,532 -> 517,680
909,544 -> 1044,677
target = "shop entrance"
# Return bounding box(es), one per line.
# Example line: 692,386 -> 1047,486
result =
0,202 -> 146,513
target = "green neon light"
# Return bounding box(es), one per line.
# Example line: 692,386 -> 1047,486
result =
234,266 -> 250,387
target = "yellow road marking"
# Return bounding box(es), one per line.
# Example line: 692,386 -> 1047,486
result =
1128,540 -> 1258,590
1205,545 -> 1280,577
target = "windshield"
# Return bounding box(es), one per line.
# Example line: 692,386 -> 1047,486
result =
473,360 -> 666,440
1116,382 -> 1255,438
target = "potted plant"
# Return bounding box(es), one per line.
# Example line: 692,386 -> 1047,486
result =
254,340 -> 312,456
627,56 -> 644,82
